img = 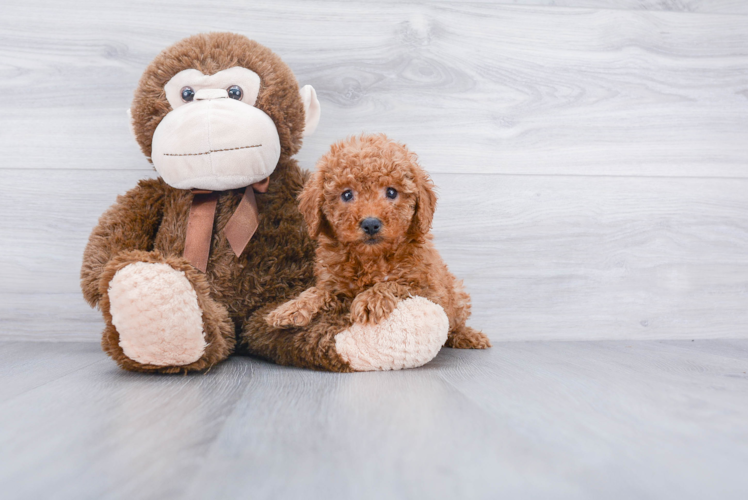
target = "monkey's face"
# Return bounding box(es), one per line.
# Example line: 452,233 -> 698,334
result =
151,67 -> 281,191
130,33 -> 321,192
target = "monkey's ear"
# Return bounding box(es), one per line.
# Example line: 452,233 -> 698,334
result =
298,169 -> 330,239
300,85 -> 321,136
410,172 -> 438,236
126,108 -> 137,141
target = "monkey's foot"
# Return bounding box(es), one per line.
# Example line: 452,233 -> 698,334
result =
334,296 -> 448,371
108,262 -> 206,366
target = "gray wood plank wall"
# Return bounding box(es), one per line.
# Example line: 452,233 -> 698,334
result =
1,0 -> 746,341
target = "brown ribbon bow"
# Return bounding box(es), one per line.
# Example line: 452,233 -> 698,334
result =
183,177 -> 270,272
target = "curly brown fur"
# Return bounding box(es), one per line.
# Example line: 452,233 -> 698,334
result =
81,33 -> 354,373
243,300 -> 355,372
266,286 -> 334,328
268,134 -> 491,349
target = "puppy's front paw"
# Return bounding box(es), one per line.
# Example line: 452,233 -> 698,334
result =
265,300 -> 315,328
350,289 -> 399,325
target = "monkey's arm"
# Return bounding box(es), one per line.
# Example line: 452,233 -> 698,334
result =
350,281 -> 416,325
265,286 -> 335,328
80,178 -> 167,307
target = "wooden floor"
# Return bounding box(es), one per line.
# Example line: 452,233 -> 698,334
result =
2,0 -> 747,342
1,1 -> 747,498
0,340 -> 747,500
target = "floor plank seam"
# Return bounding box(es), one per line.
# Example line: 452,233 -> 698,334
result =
0,358 -> 108,409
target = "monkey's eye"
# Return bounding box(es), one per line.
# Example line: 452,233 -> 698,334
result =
227,85 -> 243,100
341,190 -> 354,202
386,187 -> 398,199
181,86 -> 195,102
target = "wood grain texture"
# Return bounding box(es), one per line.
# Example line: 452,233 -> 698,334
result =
0,0 -> 747,342
0,342 -> 102,402
0,343 -> 254,500
0,340 -> 746,499
493,1 -> 748,14
2,169 -> 747,341
0,1 -> 747,177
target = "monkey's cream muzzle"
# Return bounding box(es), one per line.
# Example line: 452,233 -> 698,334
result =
151,88 -> 281,191
136,67 -> 320,272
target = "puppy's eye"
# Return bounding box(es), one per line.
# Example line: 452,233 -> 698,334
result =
386,187 -> 398,199
227,85 -> 243,100
181,86 -> 195,102
341,190 -> 354,202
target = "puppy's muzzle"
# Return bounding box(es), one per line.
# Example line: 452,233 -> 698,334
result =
360,217 -> 382,236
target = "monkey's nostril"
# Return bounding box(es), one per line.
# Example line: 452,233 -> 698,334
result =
194,88 -> 229,100
360,217 -> 382,235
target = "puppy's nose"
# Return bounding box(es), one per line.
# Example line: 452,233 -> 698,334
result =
360,217 -> 382,235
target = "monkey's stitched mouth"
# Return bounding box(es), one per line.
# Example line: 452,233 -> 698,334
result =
163,144 -> 262,157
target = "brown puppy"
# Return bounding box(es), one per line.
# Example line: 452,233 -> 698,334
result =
267,134 -> 490,349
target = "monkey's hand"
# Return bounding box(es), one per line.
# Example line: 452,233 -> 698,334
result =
350,282 -> 412,325
81,180 -> 167,308
266,287 -> 332,328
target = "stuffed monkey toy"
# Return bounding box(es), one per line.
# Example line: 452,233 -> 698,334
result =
80,33 -> 449,373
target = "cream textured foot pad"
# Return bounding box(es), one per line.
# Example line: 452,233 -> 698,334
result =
108,262 -> 206,366
334,296 -> 449,371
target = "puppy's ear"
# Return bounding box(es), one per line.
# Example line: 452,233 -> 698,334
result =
410,169 -> 438,236
298,169 -> 332,239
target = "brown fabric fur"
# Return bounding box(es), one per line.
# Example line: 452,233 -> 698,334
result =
81,33 -> 354,373
267,134 -> 491,349
131,32 -> 306,161
97,250 -> 235,374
